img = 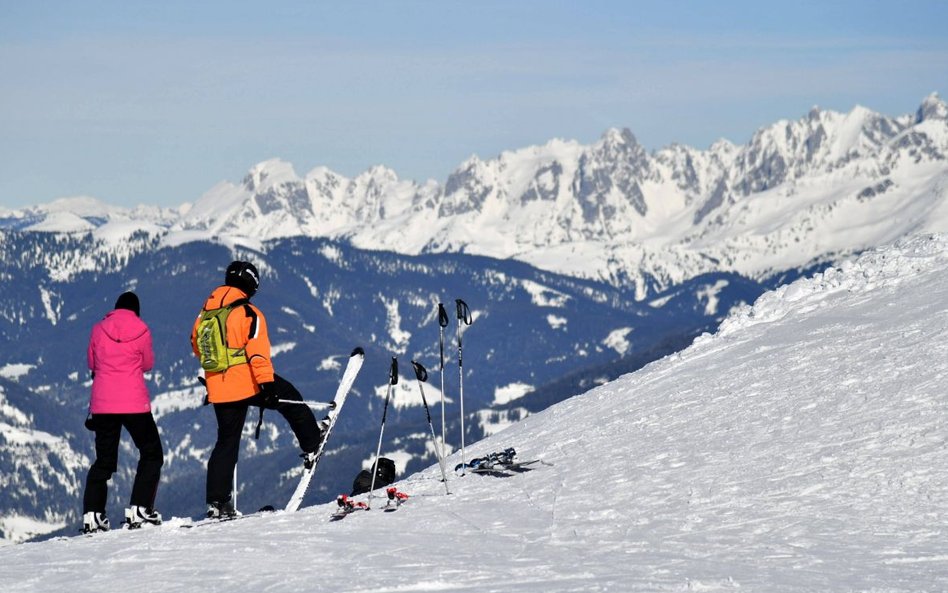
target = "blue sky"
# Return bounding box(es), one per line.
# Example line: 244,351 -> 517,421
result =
1,0 -> 946,209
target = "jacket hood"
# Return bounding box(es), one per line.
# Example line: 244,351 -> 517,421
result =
203,285 -> 251,310
99,309 -> 149,343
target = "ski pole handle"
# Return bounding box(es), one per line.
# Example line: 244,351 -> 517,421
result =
455,299 -> 472,325
411,360 -> 428,383
438,303 -> 449,328
389,356 -> 399,385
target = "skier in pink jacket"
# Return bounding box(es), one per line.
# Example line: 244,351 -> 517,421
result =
82,292 -> 164,533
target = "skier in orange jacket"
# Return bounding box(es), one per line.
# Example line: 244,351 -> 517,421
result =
191,261 -> 323,518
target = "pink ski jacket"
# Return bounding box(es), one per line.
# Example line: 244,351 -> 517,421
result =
87,309 -> 155,414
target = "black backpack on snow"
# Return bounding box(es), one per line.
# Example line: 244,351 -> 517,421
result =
350,458 -> 397,496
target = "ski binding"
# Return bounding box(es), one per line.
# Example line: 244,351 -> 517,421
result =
330,494 -> 368,521
384,487 -> 409,512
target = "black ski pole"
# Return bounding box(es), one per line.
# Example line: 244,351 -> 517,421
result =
455,299 -> 472,474
368,357 -> 398,508
438,302 -> 449,458
412,361 -> 450,494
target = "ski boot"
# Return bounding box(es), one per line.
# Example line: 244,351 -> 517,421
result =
206,499 -> 238,520
301,450 -> 318,470
125,505 -> 162,529
82,511 -> 110,534
497,447 -> 517,467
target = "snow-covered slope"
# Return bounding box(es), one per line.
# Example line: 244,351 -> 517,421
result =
3,233 -> 945,592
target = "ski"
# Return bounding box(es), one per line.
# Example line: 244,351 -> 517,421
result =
179,515 -> 247,529
330,494 -> 368,521
454,448 -> 545,475
453,447 -> 516,474
180,505 -> 277,529
498,459 -> 540,472
285,347 -> 365,512
121,521 -> 162,531
467,459 -> 541,475
383,487 -> 409,512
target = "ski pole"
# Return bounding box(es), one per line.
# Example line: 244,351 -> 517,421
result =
455,299 -> 472,474
275,399 -> 333,410
368,357 -> 398,508
411,361 -> 450,494
437,302 -> 449,460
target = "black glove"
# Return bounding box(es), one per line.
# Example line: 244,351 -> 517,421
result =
259,382 -> 279,409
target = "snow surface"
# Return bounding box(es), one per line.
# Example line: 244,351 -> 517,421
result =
1,233 -> 947,592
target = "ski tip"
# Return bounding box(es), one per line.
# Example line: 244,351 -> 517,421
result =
350,346 -> 365,357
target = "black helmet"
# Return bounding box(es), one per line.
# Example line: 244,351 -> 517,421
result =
225,261 -> 259,297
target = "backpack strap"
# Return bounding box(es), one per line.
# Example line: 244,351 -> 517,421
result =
243,303 -> 259,341
233,297 -> 264,439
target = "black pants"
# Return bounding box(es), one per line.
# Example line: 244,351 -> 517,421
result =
206,374 -> 320,504
83,412 -> 164,513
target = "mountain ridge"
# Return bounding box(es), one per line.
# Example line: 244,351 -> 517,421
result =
3,94 -> 946,299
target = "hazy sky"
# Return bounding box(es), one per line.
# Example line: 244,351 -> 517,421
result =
1,1 -> 946,209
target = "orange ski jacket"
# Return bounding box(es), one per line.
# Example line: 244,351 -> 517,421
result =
191,285 -> 274,403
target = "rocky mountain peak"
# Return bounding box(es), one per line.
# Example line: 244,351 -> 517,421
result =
243,159 -> 301,193
916,92 -> 947,123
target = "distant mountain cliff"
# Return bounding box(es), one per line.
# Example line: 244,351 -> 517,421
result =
3,94 -> 945,299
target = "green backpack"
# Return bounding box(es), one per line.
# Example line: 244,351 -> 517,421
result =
196,299 -> 250,372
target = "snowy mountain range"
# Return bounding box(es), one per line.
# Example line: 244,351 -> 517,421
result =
2,232 -> 944,592
0,95 -> 946,546
2,94 -> 946,298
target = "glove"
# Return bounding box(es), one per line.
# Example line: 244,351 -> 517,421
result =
259,382 -> 279,409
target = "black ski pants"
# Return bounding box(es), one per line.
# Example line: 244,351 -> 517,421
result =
206,374 -> 320,505
83,412 -> 164,513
